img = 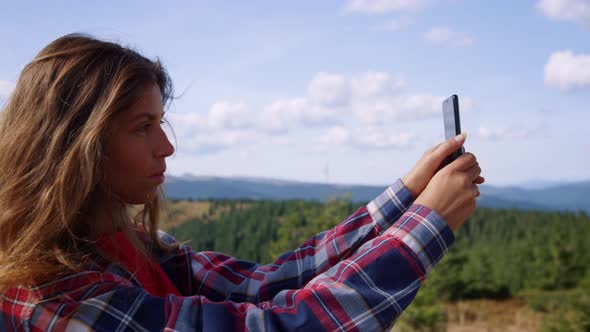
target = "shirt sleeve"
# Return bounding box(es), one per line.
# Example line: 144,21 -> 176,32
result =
161,179 -> 415,303
25,204 -> 454,332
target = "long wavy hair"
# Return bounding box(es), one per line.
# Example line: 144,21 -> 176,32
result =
0,33 -> 180,293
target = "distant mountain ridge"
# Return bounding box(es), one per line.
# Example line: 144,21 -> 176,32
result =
163,175 -> 590,213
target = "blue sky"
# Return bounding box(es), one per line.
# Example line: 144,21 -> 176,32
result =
1,0 -> 589,186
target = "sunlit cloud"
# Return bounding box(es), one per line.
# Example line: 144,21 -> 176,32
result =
349,71 -> 406,98
343,0 -> 431,14
0,80 -> 15,103
208,102 -> 253,130
424,26 -> 475,47
476,125 -> 537,140
308,72 -> 350,107
371,17 -> 413,32
544,50 -> 590,91
171,128 -> 262,155
537,0 -> 590,28
166,71 -> 474,154
165,106 -> 257,154
352,94 -> 475,124
319,125 -> 416,150
261,71 -> 408,132
260,98 -> 339,133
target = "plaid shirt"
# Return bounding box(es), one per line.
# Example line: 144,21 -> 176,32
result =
1,179 -> 455,331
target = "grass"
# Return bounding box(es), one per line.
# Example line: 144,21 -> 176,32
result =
393,298 -> 543,332
393,291 -> 590,332
445,299 -> 542,332
156,200 -> 254,232
158,200 -> 213,231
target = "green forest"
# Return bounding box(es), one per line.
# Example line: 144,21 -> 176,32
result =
165,199 -> 590,331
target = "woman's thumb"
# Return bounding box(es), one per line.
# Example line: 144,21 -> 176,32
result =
434,133 -> 466,161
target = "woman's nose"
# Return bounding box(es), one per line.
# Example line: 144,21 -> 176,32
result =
155,128 -> 175,158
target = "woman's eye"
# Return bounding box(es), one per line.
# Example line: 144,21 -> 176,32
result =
136,122 -> 150,132
138,120 -> 165,132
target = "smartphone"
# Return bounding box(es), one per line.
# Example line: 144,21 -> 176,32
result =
442,94 -> 464,166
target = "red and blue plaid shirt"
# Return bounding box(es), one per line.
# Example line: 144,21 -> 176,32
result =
0,179 -> 455,331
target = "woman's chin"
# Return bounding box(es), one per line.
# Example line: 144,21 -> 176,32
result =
124,190 -> 159,205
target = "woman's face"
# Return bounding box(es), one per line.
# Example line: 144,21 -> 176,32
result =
102,83 -> 174,204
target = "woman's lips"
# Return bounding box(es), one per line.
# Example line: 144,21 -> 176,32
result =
150,173 -> 165,183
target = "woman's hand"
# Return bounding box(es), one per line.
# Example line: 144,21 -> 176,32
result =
415,152 -> 482,232
402,133 -> 483,198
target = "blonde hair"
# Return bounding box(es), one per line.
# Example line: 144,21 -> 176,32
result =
0,33 -> 180,293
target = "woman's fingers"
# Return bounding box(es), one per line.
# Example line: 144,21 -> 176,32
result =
473,176 -> 485,184
465,162 -> 481,182
450,153 -> 477,172
471,183 -> 480,198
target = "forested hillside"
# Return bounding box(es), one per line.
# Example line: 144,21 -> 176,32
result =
162,199 -> 590,331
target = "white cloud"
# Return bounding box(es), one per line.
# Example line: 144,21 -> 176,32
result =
352,93 -> 475,124
308,72 -> 350,107
537,0 -> 590,28
424,26 -> 475,46
178,130 -> 259,155
165,71 -> 475,153
165,111 -> 208,134
544,50 -> 590,91
166,101 -> 254,133
0,80 -> 15,101
261,97 -> 338,132
208,102 -> 253,129
263,71 -> 472,131
261,71 -> 410,132
165,106 -> 257,155
319,125 -> 415,150
343,0 -> 431,14
349,71 -> 406,98
371,17 -> 413,32
320,126 -> 352,146
477,126 -> 535,140
352,94 -> 441,123
260,98 -> 308,132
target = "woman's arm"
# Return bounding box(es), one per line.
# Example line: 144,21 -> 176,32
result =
158,134 -> 476,303
15,204 -> 453,332
160,179 -> 414,303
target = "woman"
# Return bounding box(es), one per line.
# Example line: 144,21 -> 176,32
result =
0,34 -> 483,331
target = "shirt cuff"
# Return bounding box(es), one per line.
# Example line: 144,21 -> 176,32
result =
366,178 -> 415,233
384,204 -> 455,274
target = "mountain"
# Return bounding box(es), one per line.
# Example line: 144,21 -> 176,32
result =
164,175 -> 383,202
163,175 -> 590,213
515,179 -> 578,190
479,181 -> 590,213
